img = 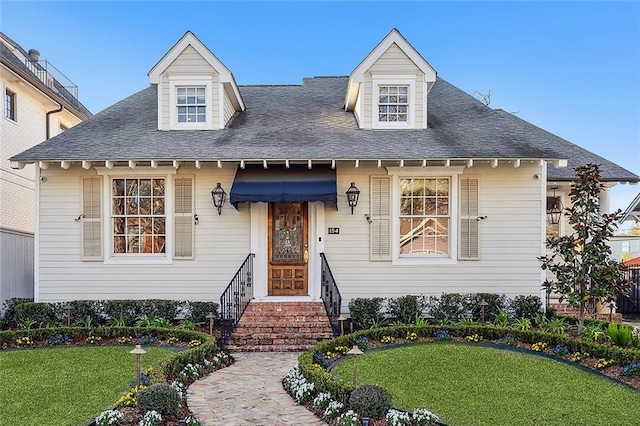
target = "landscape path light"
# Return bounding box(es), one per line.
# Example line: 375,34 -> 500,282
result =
347,345 -> 364,386
337,313 -> 346,336
479,299 -> 489,323
608,301 -> 616,322
206,311 -> 216,336
63,304 -> 72,327
130,344 -> 147,387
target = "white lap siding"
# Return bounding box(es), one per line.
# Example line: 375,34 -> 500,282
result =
324,163 -> 543,311
37,164 -> 250,302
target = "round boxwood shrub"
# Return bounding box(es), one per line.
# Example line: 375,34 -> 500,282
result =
136,383 -> 181,415
348,384 -> 392,418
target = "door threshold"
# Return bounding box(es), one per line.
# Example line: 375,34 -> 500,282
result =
255,296 -> 317,302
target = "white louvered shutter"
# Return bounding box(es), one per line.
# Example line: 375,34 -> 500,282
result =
174,177 -> 194,259
81,177 -> 102,260
370,176 -> 391,261
459,176 -> 479,260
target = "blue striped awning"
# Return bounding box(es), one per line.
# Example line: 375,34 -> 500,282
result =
230,164 -> 337,207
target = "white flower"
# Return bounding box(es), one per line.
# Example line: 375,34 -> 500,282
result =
386,409 -> 410,426
95,410 -> 124,426
412,408 -> 440,425
138,410 -> 162,426
313,392 -> 332,408
324,400 -> 344,420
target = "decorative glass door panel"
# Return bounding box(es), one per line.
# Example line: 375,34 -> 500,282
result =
268,203 -> 308,296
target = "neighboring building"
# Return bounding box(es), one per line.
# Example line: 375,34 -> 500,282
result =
10,30 -> 638,347
611,193 -> 640,262
1,32 -> 91,307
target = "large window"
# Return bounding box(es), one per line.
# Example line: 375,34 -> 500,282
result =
399,178 -> 450,256
378,85 -> 408,122
176,87 -> 206,123
5,89 -> 16,121
112,178 -> 166,254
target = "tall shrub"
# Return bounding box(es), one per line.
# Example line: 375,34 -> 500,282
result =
348,298 -> 385,330
387,295 -> 423,324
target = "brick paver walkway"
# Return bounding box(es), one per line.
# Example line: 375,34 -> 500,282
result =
187,352 -> 327,425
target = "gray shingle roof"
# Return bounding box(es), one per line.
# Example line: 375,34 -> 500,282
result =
9,75 -> 638,183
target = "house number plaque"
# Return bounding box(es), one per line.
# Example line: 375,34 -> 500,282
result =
328,228 -> 340,234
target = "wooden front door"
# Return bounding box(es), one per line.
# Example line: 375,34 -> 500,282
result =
268,202 -> 308,296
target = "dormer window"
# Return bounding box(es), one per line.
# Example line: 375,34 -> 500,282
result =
378,85 -> 408,122
177,87 -> 206,123
168,76 -> 213,130
372,76 -> 415,129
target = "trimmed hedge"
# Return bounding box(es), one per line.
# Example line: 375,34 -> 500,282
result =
2,299 -> 220,330
298,324 -> 640,404
348,293 -> 545,329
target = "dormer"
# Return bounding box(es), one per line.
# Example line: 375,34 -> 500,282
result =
344,29 -> 436,130
148,31 -> 244,131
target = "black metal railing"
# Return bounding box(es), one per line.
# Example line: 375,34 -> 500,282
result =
24,59 -> 79,107
320,253 -> 342,336
219,253 -> 254,347
617,265 -> 640,315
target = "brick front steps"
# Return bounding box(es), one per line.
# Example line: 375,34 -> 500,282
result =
225,301 -> 335,352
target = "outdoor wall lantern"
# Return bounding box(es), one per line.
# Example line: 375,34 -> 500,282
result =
346,182 -> 360,214
547,187 -> 563,225
130,344 -> 147,387
211,182 -> 226,215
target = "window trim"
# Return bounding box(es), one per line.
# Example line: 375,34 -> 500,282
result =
387,166 -> 464,265
168,76 -> 213,130
5,88 -> 16,122
96,166 -> 177,265
372,75 -> 416,129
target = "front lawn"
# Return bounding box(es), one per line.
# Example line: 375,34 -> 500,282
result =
330,342 -> 640,426
0,346 -> 176,426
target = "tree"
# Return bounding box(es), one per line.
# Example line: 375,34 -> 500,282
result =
539,163 -> 631,334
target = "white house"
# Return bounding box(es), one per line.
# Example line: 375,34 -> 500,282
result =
10,30 -> 638,348
1,32 -> 91,308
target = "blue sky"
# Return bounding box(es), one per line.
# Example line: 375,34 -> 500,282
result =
2,1 -> 639,213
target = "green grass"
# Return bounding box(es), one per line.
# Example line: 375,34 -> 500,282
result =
0,346 -> 176,426
331,342 -> 640,426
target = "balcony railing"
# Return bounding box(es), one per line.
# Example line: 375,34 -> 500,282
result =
24,59 -> 79,108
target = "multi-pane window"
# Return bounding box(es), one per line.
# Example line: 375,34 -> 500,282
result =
399,178 -> 450,256
378,85 -> 408,122
5,89 -> 16,121
176,87 -> 206,123
112,178 -> 166,254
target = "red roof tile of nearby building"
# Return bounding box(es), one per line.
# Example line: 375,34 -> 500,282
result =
624,257 -> 640,267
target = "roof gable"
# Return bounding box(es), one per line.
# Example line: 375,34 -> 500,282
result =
148,31 -> 244,110
344,28 -> 437,114
349,28 -> 436,83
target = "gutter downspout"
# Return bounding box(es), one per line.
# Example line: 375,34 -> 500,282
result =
45,102 -> 63,139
